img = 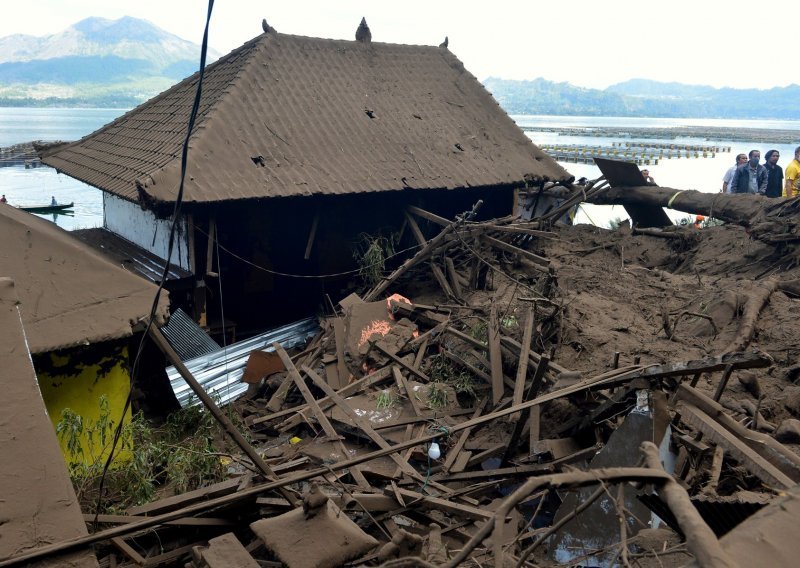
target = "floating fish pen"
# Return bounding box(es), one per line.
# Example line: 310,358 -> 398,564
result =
0,142 -> 42,168
610,141 -> 728,153
539,141 -> 726,165
522,125 -> 799,144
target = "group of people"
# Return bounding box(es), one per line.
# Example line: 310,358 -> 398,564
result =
722,146 -> 800,197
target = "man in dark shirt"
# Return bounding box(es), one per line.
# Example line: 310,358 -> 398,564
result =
730,150 -> 768,195
763,149 -> 784,198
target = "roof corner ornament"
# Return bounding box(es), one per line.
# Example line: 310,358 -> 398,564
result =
439,36 -> 448,49
355,17 -> 372,43
262,18 -> 276,34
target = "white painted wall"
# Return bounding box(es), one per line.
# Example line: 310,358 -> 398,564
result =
103,194 -> 191,271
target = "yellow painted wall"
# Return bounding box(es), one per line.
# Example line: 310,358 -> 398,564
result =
34,340 -> 132,465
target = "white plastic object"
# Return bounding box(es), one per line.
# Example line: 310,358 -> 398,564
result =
428,442 -> 441,460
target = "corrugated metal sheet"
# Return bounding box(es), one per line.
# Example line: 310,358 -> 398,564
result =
160,308 -> 221,361
42,31 -> 571,206
167,317 -> 319,407
639,492 -> 769,538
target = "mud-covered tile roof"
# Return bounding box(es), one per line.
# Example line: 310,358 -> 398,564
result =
0,278 -> 97,566
0,205 -> 169,353
43,31 -> 571,206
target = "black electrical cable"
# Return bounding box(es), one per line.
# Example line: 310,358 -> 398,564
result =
92,0 -> 215,526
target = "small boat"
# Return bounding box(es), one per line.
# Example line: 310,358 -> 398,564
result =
18,202 -> 74,214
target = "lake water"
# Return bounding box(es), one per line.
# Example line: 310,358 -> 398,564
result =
515,115 -> 800,226
0,107 -> 126,230
1,108 -> 799,230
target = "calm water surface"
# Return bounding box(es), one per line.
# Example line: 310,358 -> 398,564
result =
0,107 -> 127,230
2,108 -> 799,230
515,114 -> 800,226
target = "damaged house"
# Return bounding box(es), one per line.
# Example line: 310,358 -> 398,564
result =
0,204 -> 169,463
42,20 -> 570,337
5,18 -> 800,564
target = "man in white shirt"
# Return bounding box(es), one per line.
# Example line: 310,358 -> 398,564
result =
723,153 -> 748,193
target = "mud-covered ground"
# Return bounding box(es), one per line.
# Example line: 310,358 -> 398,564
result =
400,219 -> 800,566
537,223 -> 800,424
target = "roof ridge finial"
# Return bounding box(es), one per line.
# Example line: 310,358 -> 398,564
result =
261,18 -> 276,34
355,17 -> 371,43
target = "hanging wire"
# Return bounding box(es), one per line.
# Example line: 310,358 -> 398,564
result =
214,221 -> 232,415
92,0 -> 215,525
192,223 -> 426,279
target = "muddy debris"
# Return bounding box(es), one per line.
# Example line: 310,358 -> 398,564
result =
9,183 -> 800,567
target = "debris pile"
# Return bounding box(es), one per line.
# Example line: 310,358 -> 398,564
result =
8,188 -> 800,568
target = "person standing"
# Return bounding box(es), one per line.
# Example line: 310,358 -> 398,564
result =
723,153 -> 748,192
729,150 -> 767,195
785,146 -> 800,198
0,194 -> 6,204
763,150 -> 783,198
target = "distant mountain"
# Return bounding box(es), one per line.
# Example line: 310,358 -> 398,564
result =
0,16 -> 220,107
483,77 -> 800,120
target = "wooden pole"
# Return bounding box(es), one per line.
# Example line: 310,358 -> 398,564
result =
148,326 -> 298,506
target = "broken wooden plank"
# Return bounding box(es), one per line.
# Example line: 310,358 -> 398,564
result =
303,208 -> 321,260
84,514 -> 233,527
110,537 -> 145,566
392,424 -> 418,480
511,307 -> 534,416
443,398 -> 488,473
265,374 -> 294,413
465,443 -> 506,469
674,384 -> 800,482
324,354 -> 340,389
489,302 -> 504,406
481,234 -> 550,270
127,477 -> 245,516
332,317 -> 349,389
503,354 -> 550,466
373,342 -> 431,383
482,224 -> 556,238
443,349 -> 491,384
404,210 -> 428,246
677,402 -> 794,489
407,205 -> 450,227
394,488 -> 493,521
430,261 -> 455,299
445,256 -> 464,300
392,366 -> 425,417
712,363 -> 735,402
149,326 -> 298,506
413,337 -> 429,369
450,450 -> 473,473
438,463 -> 551,482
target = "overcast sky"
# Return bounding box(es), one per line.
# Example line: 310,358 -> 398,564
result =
1,0 -> 795,90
